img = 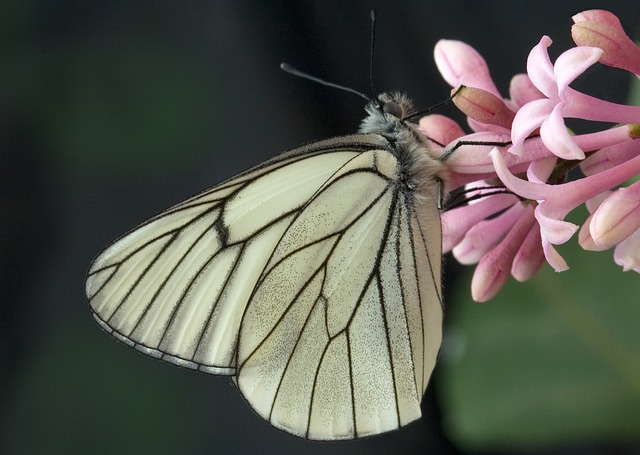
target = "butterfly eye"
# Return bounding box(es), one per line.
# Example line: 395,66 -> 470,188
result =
382,100 -> 403,119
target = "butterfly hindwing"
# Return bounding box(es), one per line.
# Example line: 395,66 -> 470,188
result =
234,148 -> 443,439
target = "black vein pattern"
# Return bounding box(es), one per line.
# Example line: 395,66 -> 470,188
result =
86,132 -> 443,440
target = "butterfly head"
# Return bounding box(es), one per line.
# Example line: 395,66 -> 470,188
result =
359,92 -> 418,136
376,92 -> 415,121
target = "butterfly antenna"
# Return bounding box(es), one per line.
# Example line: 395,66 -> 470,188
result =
403,86 -> 466,123
369,9 -> 378,100
280,62 -> 371,102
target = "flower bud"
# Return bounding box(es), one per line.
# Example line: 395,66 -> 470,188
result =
453,86 -> 515,130
572,10 -> 640,75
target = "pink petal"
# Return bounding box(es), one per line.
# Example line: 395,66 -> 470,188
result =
471,260 -> 509,302
562,88 -> 640,123
574,125 -> 639,160
442,132 -> 511,174
539,103 -> 586,159
580,140 -> 640,175
613,229 -> 640,272
493,146 -> 638,230
434,40 -> 501,96
579,214 -> 611,251
470,203 -> 536,301
590,182 -> 640,247
442,193 -> 518,252
512,222 -> 546,281
542,239 -> 570,271
573,10 -> 623,28
446,134 -> 560,188
584,191 -> 612,214
554,46 -> 603,94
536,153 -> 640,228
490,148 -> 551,200
579,189 -> 611,252
453,203 -> 525,264
535,205 -> 579,245
527,156 -> 557,183
527,36 -> 556,98
510,98 -> 555,154
509,74 -> 545,108
466,118 -> 511,134
418,114 -> 465,146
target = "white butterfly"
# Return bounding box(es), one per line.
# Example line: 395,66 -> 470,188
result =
86,91 -> 445,440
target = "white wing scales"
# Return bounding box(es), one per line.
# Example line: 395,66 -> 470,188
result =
87,146 -> 362,372
86,134 -> 443,440
237,180 -> 442,439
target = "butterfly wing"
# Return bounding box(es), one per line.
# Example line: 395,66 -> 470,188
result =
86,135 -> 377,373
86,133 -> 443,439
235,148 -> 443,439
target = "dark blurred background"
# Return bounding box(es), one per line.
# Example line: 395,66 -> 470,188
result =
2,1 -> 640,454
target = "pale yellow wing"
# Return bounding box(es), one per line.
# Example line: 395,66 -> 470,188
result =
234,149 -> 443,439
86,136 -> 379,374
86,134 -> 443,439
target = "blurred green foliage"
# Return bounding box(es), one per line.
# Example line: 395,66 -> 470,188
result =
441,206 -> 640,451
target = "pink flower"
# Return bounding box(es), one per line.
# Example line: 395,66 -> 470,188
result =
452,201 -> 526,265
418,114 -> 466,147
590,181 -> 640,247
442,189 -> 518,253
426,10 -> 640,301
490,148 -> 640,271
511,222 -> 546,282
572,10 -> 640,75
510,36 -> 604,159
510,36 -> 640,160
578,192 -> 611,252
434,40 -> 501,97
580,137 -> 640,176
471,204 -> 537,302
451,86 -> 515,131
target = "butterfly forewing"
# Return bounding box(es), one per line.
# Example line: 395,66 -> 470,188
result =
86,137 -> 379,373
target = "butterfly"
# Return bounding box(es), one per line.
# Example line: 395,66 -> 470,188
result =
85,91 -> 445,440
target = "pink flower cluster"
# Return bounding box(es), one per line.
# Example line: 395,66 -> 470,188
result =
419,10 -> 640,302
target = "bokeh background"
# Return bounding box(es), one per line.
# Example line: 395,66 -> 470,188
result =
2,1 -> 640,454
